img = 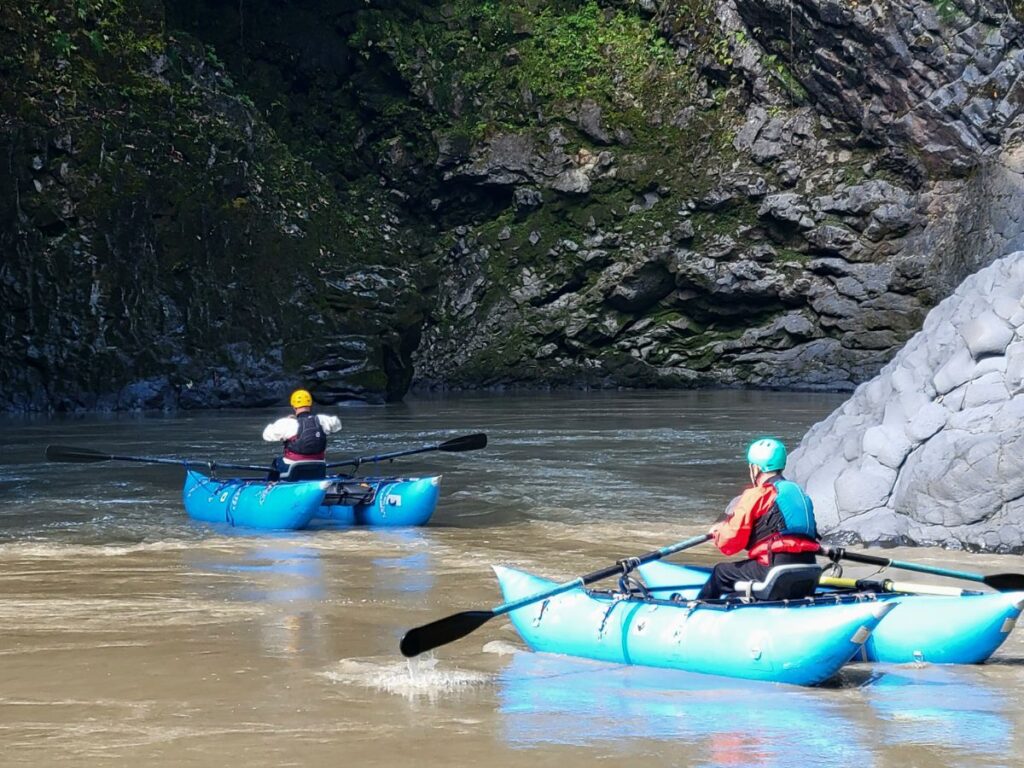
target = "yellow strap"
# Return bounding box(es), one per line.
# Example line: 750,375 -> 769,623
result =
819,576 -> 859,589
819,575 -> 964,597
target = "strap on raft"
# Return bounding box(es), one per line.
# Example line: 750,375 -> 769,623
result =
323,481 -> 377,506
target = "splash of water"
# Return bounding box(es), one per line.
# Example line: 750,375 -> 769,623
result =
322,656 -> 490,701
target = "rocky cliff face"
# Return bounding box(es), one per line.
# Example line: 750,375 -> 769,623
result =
790,253 -> 1024,552
2,0 -> 1022,410
413,0 -> 1024,391
1,0 -> 426,410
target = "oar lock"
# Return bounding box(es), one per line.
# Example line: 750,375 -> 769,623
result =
824,546 -> 846,565
192,460 -> 229,478
823,545 -> 895,581
531,599 -> 551,627
615,557 -> 650,599
616,556 -> 642,575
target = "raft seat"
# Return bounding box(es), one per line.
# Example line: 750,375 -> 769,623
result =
278,461 -> 328,482
735,564 -> 823,601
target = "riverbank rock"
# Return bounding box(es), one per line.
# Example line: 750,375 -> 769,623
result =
789,253 -> 1024,552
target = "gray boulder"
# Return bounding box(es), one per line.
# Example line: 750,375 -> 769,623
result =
790,252 -> 1024,552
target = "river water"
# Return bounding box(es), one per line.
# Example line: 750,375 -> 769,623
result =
1,391 -> 1022,767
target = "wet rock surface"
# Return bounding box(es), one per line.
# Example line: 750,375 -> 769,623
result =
0,3 -> 425,410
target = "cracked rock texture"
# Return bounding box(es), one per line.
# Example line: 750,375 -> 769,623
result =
791,253 -> 1024,551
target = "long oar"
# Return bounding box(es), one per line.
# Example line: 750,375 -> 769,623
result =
326,432 -> 487,469
819,575 -> 968,597
399,532 -> 712,658
45,445 -> 270,474
820,545 -> 1024,592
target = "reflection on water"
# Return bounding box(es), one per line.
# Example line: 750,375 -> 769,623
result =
497,651 -> 1019,767
371,530 -> 435,594
859,664 -> 1013,758
185,540 -> 328,658
496,652 -> 875,766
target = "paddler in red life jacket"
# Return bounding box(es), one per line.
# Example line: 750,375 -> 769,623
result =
696,437 -> 820,600
262,389 -> 342,481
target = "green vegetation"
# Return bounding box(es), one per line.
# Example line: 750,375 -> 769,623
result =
349,0 -> 693,137
930,0 -> 959,22
762,53 -> 809,103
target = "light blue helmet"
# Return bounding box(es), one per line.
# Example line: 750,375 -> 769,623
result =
746,438 -> 787,472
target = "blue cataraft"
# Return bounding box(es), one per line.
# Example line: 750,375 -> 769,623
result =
492,565 -> 894,686
636,560 -> 1024,665
182,470 -> 441,530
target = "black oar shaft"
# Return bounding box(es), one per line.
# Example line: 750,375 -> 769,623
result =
823,546 -> 985,583
492,540 -> 707,617
327,433 -> 486,469
45,445 -> 269,473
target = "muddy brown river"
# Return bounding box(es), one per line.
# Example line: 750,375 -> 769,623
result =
1,392 -> 1022,767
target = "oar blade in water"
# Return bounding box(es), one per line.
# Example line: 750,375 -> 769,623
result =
438,433 -> 487,453
400,610 -> 494,658
45,445 -> 111,463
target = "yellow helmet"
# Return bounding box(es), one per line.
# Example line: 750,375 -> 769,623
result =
289,389 -> 313,408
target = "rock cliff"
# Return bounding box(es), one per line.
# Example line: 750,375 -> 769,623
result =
413,0 -> 1024,391
1,0 -> 425,409
2,0 -> 1023,409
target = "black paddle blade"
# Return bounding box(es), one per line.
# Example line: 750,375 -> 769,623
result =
985,573 -> 1024,592
45,445 -> 110,463
438,433 -> 487,453
399,610 -> 495,657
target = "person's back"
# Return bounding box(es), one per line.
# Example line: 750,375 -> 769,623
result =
263,389 -> 342,480
696,438 -> 819,600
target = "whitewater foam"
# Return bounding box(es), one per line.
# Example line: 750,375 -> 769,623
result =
322,656 -> 490,700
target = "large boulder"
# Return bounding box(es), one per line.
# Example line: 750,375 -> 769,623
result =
790,253 -> 1024,551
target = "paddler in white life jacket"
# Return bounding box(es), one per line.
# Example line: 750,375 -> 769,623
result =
696,437 -> 820,600
262,389 -> 342,481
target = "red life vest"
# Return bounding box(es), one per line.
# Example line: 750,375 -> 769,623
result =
713,477 -> 820,565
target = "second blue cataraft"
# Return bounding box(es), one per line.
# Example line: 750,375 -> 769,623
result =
44,432 -> 487,530
180,388 -> 485,529
182,469 -> 442,529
